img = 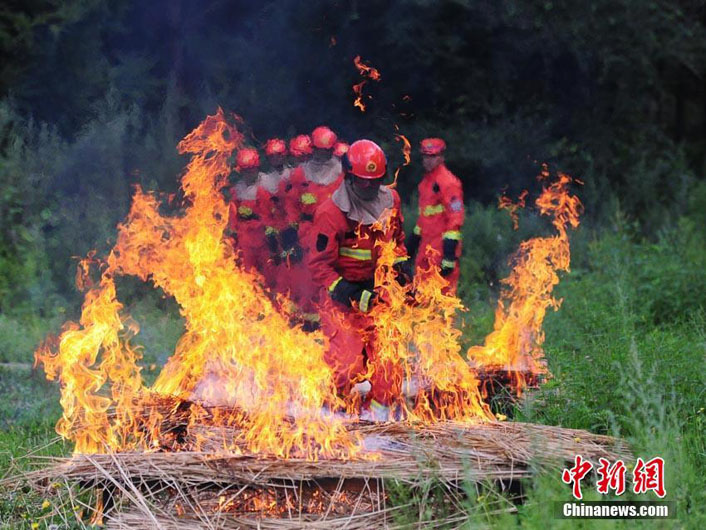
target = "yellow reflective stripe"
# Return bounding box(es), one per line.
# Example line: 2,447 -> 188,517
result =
238,205 -> 253,216
300,192 -> 317,205
441,259 -> 456,269
339,247 -> 372,260
301,312 -> 321,323
423,204 -> 445,216
265,226 -> 278,235
359,290 -> 372,312
328,276 -> 343,293
393,256 -> 409,264
442,230 -> 462,240
369,399 -> 388,419
413,225 -> 422,235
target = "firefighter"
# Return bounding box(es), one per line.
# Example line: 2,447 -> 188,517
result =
259,138 -> 290,285
275,135 -> 313,318
279,130 -> 344,327
261,137 -> 290,192
293,126 -> 344,240
228,148 -> 269,274
277,135 -> 312,263
406,138 -> 464,295
308,139 -> 410,418
303,126 -> 343,188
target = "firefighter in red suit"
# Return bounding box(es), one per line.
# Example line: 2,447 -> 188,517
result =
280,129 -> 345,327
406,138 -> 464,296
228,148 -> 270,275
280,134 -> 314,257
308,139 -> 411,416
274,135 -> 315,322
259,138 -> 291,287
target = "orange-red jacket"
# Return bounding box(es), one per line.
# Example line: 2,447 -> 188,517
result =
227,185 -> 271,267
282,167 -> 342,226
258,169 -> 290,234
413,163 -> 464,261
308,189 -> 407,292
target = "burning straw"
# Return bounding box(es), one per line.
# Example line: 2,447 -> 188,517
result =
21,109 -> 597,526
9,420 -> 629,528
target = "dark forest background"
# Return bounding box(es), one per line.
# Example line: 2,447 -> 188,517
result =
1,0 -> 706,328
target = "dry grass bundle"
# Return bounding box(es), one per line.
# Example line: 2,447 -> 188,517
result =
6,419 -> 630,528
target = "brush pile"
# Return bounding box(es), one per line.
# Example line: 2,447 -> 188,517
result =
11,412 -> 630,529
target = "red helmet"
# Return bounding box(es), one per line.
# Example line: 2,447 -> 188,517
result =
333,141 -> 349,158
420,137 -> 446,156
344,139 -> 387,179
289,134 -> 313,157
264,138 -> 287,156
236,148 -> 260,169
311,126 -> 337,149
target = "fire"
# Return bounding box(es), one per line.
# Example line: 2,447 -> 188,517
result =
354,214 -> 493,422
353,55 -> 381,81
35,109 -> 356,458
467,167 -> 583,392
34,104 -> 581,462
390,125 -> 411,188
352,55 -> 381,112
499,189 -> 528,230
353,81 -> 367,112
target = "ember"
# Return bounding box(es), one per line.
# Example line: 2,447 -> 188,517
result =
352,55 -> 381,112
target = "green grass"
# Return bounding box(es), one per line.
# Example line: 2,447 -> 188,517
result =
0,209 -> 704,527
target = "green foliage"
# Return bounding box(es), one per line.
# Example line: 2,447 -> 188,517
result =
384,206 -> 706,527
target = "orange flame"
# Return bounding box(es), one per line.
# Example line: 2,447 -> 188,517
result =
467,168 -> 583,392
34,105 -> 581,460
499,189 -> 528,230
390,126 -> 411,189
353,81 -> 367,112
35,109 -> 356,458
353,213 -> 494,422
353,55 -> 381,81
352,55 -> 381,113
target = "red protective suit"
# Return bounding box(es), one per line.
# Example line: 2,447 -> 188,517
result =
279,162 -> 343,317
308,189 -> 407,405
227,183 -> 270,275
413,163 -> 464,295
258,169 -> 291,290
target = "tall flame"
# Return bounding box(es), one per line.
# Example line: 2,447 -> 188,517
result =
467,167 -> 583,391
352,214 -> 494,422
34,105 -> 581,459
35,109 -> 356,458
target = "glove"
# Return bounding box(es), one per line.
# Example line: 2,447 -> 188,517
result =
393,259 -> 413,286
330,278 -> 376,312
281,225 -> 299,250
406,228 -> 421,260
266,230 -> 279,254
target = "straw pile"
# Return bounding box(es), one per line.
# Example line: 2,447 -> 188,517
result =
11,419 -> 630,529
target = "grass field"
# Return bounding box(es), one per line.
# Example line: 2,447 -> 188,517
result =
0,208 -> 704,528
